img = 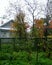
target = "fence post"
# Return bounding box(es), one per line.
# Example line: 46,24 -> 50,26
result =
13,38 -> 16,51
0,38 -> 1,50
35,38 -> 39,64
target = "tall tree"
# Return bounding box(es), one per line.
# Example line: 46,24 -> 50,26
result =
10,10 -> 29,50
31,18 -> 44,38
24,0 -> 44,37
11,10 -> 28,39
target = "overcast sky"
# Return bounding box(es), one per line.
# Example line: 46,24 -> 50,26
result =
0,0 -> 47,25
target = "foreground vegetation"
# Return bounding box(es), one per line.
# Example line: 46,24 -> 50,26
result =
0,0 -> 52,65
0,43 -> 52,65
0,51 -> 52,65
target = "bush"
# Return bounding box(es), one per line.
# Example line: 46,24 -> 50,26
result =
0,52 -> 12,60
12,51 -> 29,61
0,51 -> 52,65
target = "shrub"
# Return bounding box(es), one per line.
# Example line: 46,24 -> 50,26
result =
0,52 -> 12,60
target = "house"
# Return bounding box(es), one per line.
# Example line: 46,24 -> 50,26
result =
0,19 -> 30,43
0,20 -> 14,38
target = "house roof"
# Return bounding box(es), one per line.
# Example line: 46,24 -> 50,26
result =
0,20 -> 14,30
0,20 -> 14,27
0,27 -> 11,31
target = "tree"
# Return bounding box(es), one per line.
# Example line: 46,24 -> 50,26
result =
24,0 -> 43,37
24,1 -> 45,61
10,10 -> 30,51
11,10 -> 28,39
35,19 -> 44,38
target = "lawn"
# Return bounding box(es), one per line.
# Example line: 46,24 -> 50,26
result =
0,43 -> 52,65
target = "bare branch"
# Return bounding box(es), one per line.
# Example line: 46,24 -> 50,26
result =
25,0 -> 33,9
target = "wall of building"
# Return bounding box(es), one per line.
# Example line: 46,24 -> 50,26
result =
0,30 -> 12,38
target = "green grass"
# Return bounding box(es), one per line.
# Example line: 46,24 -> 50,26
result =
0,43 -> 52,65
0,51 -> 52,65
